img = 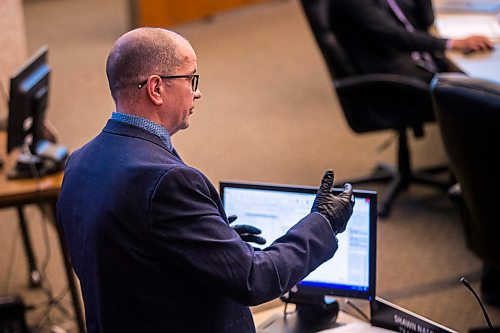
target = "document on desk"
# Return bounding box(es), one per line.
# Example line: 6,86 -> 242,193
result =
436,2 -> 500,14
319,322 -> 395,332
436,13 -> 500,84
435,14 -> 500,40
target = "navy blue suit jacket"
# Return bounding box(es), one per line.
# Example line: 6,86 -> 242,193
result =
57,120 -> 338,333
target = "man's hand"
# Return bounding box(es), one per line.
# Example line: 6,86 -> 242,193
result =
228,215 -> 266,245
311,170 -> 354,235
450,35 -> 494,53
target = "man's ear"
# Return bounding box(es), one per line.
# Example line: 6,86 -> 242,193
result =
146,76 -> 163,106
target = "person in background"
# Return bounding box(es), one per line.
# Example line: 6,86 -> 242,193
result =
329,0 -> 493,82
330,0 -> 499,308
56,27 -> 355,333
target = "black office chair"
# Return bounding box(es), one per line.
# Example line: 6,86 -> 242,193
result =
299,0 -> 450,217
431,74 -> 500,320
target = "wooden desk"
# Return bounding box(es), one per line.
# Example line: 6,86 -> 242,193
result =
0,133 -> 85,333
0,159 -> 62,208
436,12 -> 500,83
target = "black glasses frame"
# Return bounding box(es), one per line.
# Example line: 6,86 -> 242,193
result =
138,74 -> 199,91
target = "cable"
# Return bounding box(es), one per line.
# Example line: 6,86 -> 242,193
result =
283,301 -> 289,317
1,222 -> 21,294
381,270 -> 482,300
23,145 -> 55,286
38,203 -> 53,288
376,132 -> 398,153
460,277 -> 493,331
344,298 -> 370,323
282,301 -> 296,318
43,119 -> 61,143
24,145 -> 57,328
20,143 -> 74,330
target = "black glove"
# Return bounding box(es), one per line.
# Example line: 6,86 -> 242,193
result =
311,170 -> 354,235
228,215 -> 266,245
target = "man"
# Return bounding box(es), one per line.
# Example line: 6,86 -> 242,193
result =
329,0 -> 493,82
56,28 -> 354,333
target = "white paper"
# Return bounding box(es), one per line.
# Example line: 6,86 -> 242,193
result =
436,14 -> 500,39
319,322 -> 396,332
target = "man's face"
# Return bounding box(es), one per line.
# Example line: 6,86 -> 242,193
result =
161,41 -> 202,136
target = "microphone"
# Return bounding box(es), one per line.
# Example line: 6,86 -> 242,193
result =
460,277 -> 494,332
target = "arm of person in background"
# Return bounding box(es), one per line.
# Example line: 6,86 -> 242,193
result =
330,0 -> 448,52
414,0 -> 435,29
418,0 -> 494,53
331,0 -> 493,54
447,36 -> 494,53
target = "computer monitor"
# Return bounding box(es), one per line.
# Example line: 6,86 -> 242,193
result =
8,46 -> 50,154
220,181 -> 377,332
7,46 -> 67,179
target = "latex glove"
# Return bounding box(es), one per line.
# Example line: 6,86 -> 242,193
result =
311,170 -> 354,235
228,215 -> 266,245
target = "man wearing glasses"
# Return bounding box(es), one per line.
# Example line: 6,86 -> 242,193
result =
57,27 -> 354,333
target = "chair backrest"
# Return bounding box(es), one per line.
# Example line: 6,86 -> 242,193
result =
431,73 -> 500,263
299,0 -> 357,79
299,0 -> 434,135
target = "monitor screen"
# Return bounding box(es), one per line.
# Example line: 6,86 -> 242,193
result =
8,46 -> 50,154
220,181 -> 377,301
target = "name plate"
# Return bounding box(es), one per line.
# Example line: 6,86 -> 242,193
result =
370,297 -> 458,333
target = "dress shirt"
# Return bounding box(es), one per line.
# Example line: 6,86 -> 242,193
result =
111,111 -> 173,152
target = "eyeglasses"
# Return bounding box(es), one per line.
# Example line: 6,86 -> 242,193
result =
138,74 -> 199,92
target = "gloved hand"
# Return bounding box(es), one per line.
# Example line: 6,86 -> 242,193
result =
228,215 -> 266,245
311,170 -> 354,235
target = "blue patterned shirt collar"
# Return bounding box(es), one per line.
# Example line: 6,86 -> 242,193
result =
111,112 -> 173,152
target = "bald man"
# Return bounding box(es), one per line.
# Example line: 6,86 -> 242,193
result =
56,28 -> 354,332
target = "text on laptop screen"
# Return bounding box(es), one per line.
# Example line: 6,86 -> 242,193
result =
220,182 -> 377,300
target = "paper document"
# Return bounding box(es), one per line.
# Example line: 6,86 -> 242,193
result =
436,2 -> 500,14
436,14 -> 500,40
319,322 -> 395,332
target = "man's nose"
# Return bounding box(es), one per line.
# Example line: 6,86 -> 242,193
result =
194,88 -> 202,99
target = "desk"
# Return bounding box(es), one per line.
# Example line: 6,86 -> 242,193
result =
253,303 -> 359,331
0,132 -> 85,333
436,11 -> 500,83
252,303 -> 391,332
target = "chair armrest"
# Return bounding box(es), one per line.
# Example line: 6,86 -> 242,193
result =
332,74 -> 434,133
334,73 -> 429,93
432,73 -> 500,96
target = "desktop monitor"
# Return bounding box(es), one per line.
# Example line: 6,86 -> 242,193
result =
220,181 -> 377,332
8,46 -> 50,154
7,46 -> 67,179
